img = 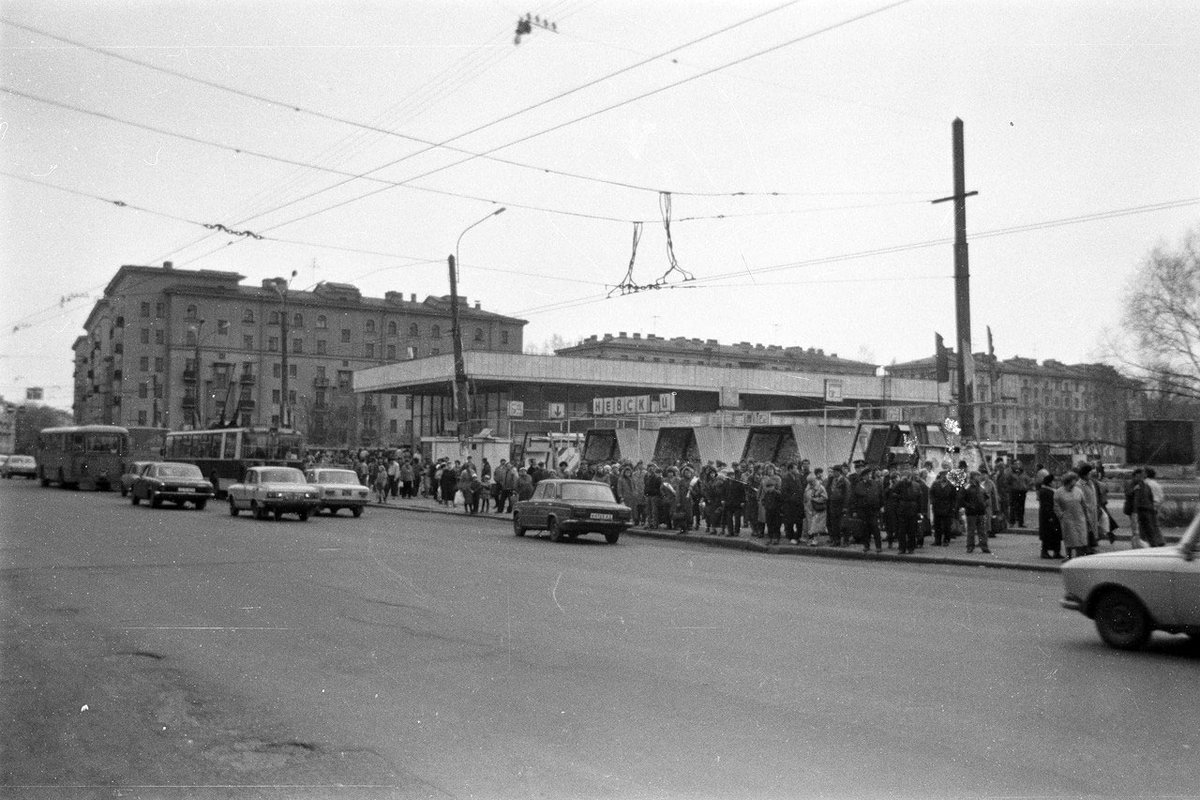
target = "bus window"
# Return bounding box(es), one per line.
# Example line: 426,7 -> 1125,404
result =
222,432 -> 237,460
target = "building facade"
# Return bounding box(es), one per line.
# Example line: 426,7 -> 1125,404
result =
887,352 -> 1143,453
556,332 -> 878,376
75,262 -> 526,448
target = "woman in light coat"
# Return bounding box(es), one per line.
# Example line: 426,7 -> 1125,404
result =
804,473 -> 828,544
1054,472 -> 1089,560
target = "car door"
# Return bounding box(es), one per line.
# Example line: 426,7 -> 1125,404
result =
529,482 -> 552,528
1171,533 -> 1200,627
234,470 -> 255,509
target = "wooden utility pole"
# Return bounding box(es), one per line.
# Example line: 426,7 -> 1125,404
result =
932,118 -> 978,439
448,254 -> 469,441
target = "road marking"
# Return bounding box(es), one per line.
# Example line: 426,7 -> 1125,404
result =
121,626 -> 294,631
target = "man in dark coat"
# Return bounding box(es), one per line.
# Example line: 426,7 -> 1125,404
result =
780,462 -> 806,544
847,463 -> 883,553
929,470 -> 959,547
892,470 -> 928,555
825,465 -> 850,547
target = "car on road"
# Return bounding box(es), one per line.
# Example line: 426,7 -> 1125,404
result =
227,465 -> 320,521
1061,508 -> 1200,650
512,478 -> 632,544
304,467 -> 369,517
119,460 -> 156,497
130,462 -> 215,510
1,454 -> 38,480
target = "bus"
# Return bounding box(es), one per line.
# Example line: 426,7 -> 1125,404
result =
36,425 -> 131,490
164,427 -> 304,496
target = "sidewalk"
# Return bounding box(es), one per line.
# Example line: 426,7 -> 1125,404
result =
366,496 -> 1183,575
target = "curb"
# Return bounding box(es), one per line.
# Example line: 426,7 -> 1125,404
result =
367,500 -> 1063,574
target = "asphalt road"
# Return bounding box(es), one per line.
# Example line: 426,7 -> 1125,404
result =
2,478 -> 1197,800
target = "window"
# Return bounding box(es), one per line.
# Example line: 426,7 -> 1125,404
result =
293,313 -> 303,328
387,321 -> 397,335
501,330 -> 509,345
406,346 -> 416,359
366,319 -> 376,333
405,396 -> 413,410
154,357 -> 164,372
409,323 -> 419,337
389,420 -> 398,433
139,356 -> 149,371
272,389 -> 281,403
386,344 -> 396,360
186,330 -> 197,346
292,338 -> 303,353
288,390 -> 297,405
337,370 -> 352,390
431,348 -> 440,356
269,310 -> 280,325
267,336 -> 279,352
316,340 -> 327,355
474,327 -> 484,342
137,410 -> 147,425
289,364 -> 297,377
273,363 -> 282,378
217,320 -> 229,335
155,302 -> 165,318
155,329 -> 165,345
341,328 -> 351,343
138,382 -> 148,399
243,335 -> 254,349
390,395 -> 399,409
315,365 -> 326,378
316,315 -> 327,329
140,301 -> 151,317
140,328 -> 150,344
243,308 -> 255,323
365,343 -> 375,358
432,325 -> 441,339
115,316 -> 124,328
186,305 -> 198,319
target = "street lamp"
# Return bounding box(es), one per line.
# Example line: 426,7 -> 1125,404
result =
269,271 -> 298,430
449,207 -> 505,440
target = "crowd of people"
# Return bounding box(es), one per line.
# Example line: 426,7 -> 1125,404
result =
300,447 -> 1171,560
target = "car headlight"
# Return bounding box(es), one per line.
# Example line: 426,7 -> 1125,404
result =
266,491 -> 282,499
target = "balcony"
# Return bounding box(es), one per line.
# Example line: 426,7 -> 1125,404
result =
239,372 -> 256,385
182,369 -> 197,383
181,395 -> 196,408
313,377 -> 330,388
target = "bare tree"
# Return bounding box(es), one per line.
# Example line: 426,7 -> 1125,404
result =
1117,226 -> 1200,412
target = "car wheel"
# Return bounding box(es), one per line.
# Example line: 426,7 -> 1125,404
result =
120,487 -> 128,497
299,510 -> 309,521
253,502 -> 267,520
273,509 -> 283,522
513,513 -> 526,537
351,506 -> 363,518
605,531 -> 621,544
194,500 -> 207,511
548,517 -> 563,543
150,492 -> 162,509
1093,588 -> 1152,650
229,498 -> 239,516
131,494 -> 140,506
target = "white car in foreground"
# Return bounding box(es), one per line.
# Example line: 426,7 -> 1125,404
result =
227,466 -> 320,521
1061,510 -> 1200,649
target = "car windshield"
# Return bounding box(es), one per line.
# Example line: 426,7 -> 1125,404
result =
259,468 -> 305,484
157,464 -> 202,478
559,483 -> 616,502
315,471 -> 359,485
11,456 -> 34,466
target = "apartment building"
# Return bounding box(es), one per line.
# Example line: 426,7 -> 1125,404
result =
75,262 -> 526,449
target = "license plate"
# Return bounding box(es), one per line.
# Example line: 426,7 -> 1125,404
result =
342,490 -> 352,496
590,513 -> 613,520
177,487 -> 194,492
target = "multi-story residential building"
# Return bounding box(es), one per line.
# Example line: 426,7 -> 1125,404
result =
556,332 -> 878,376
887,351 -> 1142,449
75,262 -> 526,449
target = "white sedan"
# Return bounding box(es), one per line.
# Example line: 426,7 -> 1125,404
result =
1061,509 -> 1200,649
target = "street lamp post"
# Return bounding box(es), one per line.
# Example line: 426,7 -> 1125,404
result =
269,271 -> 298,430
190,319 -> 205,429
448,207 -> 505,441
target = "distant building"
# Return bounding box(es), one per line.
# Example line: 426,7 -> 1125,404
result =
556,332 -> 878,376
887,351 -> 1142,457
75,262 -> 526,449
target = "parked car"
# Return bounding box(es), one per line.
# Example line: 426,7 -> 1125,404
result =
130,462 -> 214,509
512,478 -> 632,544
1061,509 -> 1200,650
227,466 -> 320,521
119,460 -> 156,497
1,454 -> 38,479
304,467 -> 369,517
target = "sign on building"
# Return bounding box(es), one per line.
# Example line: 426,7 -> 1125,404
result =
547,402 -> 565,419
507,400 -> 525,417
824,379 -> 843,403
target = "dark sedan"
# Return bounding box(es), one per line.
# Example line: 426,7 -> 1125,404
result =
512,479 -> 632,544
131,462 -> 214,510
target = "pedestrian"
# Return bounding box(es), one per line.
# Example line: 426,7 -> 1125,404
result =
892,469 -> 926,555
645,465 -> 663,529
675,466 -> 695,534
760,465 -> 783,545
660,466 -> 680,532
826,464 -> 849,547
1077,463 -> 1099,552
804,473 -> 828,545
781,462 -> 805,544
516,468 -> 534,502
439,460 -> 458,506
399,458 -> 414,499
722,467 -> 744,536
373,461 -> 389,504
847,462 -> 883,553
1008,462 -> 1029,528
1137,467 -> 1166,547
1037,472 -> 1062,559
994,459 -> 1012,531
958,471 -> 992,554
1054,472 -> 1089,560
929,469 -> 958,547
744,464 -> 762,537
1124,468 -> 1145,547
386,455 -> 400,499
631,461 -> 648,527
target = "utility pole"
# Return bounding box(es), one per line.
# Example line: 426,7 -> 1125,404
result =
448,254 -> 469,442
932,118 -> 979,439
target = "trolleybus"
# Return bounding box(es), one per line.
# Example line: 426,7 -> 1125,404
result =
164,427 -> 304,496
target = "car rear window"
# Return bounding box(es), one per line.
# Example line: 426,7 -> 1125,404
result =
560,483 -> 616,502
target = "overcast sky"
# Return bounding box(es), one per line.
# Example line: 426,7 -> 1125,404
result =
2,0 -> 1198,410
